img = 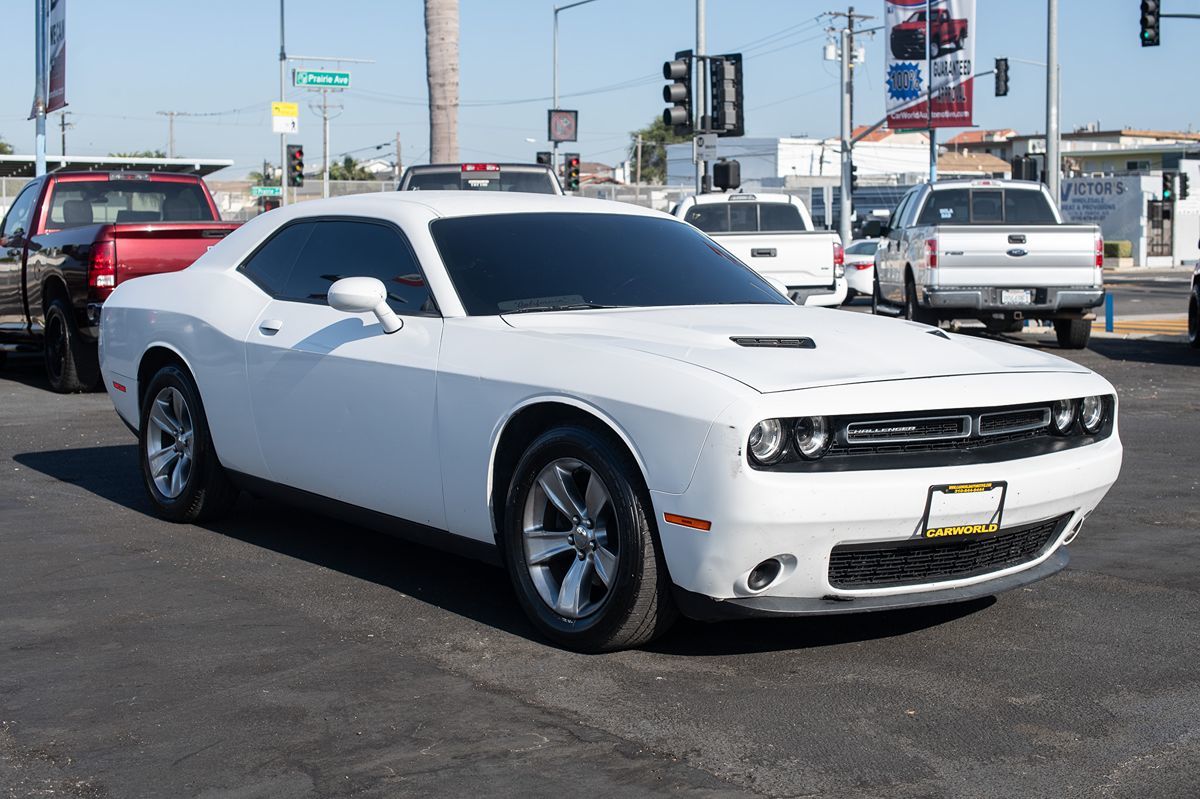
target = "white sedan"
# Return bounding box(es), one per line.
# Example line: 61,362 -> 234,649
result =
843,238 -> 880,301
99,192 -> 1122,652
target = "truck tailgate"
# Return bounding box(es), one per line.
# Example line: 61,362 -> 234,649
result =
110,223 -> 240,284
934,224 -> 1099,287
713,231 -> 836,288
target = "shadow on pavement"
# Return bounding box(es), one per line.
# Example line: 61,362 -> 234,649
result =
14,443 -> 996,655
1084,337 -> 1199,367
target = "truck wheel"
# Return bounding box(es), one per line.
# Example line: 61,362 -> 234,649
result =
43,298 -> 99,393
503,424 -> 677,652
904,276 -> 937,326
139,364 -> 240,523
1054,319 -> 1092,349
1188,286 -> 1199,349
930,39 -> 942,58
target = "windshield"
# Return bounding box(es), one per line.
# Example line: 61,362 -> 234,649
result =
404,169 -> 558,194
431,213 -> 791,315
46,180 -> 215,229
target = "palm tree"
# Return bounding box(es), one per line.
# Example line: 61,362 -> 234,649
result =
424,0 -> 459,163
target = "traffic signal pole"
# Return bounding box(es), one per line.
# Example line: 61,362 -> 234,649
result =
279,0 -> 287,205
695,0 -> 706,194
1046,0 -> 1060,206
839,27 -> 851,247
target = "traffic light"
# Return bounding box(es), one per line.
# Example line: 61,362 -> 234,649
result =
286,144 -> 304,187
712,159 -> 741,191
1162,171 -> 1175,201
995,57 -> 1009,96
710,54 -> 745,138
535,151 -> 552,166
1180,173 -> 1191,200
1140,1 -> 1160,46
849,162 -> 859,193
662,50 -> 693,136
564,153 -> 581,191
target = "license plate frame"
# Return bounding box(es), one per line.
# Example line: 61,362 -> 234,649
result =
919,481 -> 1007,540
1000,289 -> 1033,306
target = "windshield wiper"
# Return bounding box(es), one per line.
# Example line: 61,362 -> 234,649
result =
504,303 -> 627,314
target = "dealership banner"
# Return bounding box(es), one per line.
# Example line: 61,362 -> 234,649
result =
885,0 -> 974,129
47,0 -> 67,112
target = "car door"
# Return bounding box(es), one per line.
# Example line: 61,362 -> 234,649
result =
0,180 -> 42,331
880,189 -> 913,302
241,217 -> 447,529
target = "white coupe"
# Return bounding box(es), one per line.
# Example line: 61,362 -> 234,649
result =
99,192 -> 1123,652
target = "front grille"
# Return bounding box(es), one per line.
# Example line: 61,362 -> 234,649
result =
979,408 -> 1050,436
827,515 -> 1068,589
846,415 -> 969,444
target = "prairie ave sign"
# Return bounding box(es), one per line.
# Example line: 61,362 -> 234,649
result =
293,70 -> 351,89
251,186 -> 283,198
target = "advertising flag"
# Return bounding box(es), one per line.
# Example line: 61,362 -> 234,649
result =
885,0 -> 974,129
47,0 -> 67,112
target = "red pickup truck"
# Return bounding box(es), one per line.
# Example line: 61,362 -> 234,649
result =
0,172 -> 239,391
890,8 -> 968,59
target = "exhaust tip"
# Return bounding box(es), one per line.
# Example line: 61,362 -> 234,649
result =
747,558 -> 783,592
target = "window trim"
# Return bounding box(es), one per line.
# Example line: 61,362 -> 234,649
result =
1,180 -> 43,240
236,214 -> 442,318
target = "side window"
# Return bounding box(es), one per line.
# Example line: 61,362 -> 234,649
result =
1,182 -> 41,240
282,220 -> 436,315
889,192 -> 912,231
239,222 -> 314,295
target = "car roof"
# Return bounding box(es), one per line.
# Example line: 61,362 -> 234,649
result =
688,191 -> 796,205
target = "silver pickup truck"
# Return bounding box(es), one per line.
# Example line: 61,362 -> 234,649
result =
874,179 -> 1104,348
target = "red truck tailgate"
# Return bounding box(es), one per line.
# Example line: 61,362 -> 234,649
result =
109,223 -> 240,284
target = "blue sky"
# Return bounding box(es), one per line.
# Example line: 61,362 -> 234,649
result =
0,0 -> 1195,177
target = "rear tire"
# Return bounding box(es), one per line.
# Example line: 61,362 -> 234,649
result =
139,364 -> 239,523
43,299 -> 98,393
903,275 -> 937,326
503,424 -> 677,652
841,288 -> 857,306
1054,319 -> 1092,349
1189,286 -> 1199,349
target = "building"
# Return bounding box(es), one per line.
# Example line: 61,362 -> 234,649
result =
1011,128 -> 1200,174
944,129 -> 1018,161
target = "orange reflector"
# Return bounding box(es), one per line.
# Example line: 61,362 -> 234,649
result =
664,513 -> 712,531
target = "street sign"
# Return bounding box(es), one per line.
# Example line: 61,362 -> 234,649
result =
293,69 -> 351,89
694,134 -> 718,161
272,115 -> 298,134
251,185 -> 283,197
271,102 -> 299,117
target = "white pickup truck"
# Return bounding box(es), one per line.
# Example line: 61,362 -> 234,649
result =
675,193 -> 846,306
874,179 -> 1104,348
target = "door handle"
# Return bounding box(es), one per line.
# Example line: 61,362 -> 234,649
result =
751,248 -> 777,258
259,319 -> 283,334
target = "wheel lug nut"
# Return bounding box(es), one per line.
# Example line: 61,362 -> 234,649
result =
585,519 -> 594,528
577,552 -> 585,560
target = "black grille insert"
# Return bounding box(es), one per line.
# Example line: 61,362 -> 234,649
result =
827,515 -> 1069,589
979,408 -> 1050,436
846,415 -> 969,443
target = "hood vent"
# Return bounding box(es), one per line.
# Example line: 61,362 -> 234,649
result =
927,329 -> 950,340
731,336 -> 816,349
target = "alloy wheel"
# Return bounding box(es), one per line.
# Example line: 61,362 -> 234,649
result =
145,386 -> 195,499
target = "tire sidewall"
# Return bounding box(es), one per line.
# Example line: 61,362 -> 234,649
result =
139,365 -> 217,521
1189,287 -> 1199,348
503,426 -> 652,648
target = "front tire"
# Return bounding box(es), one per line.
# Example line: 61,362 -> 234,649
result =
1189,286 -> 1199,349
503,424 -> 676,652
1054,319 -> 1092,349
139,364 -> 239,523
43,299 -> 98,393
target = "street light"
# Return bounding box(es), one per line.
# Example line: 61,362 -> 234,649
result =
552,0 -> 601,172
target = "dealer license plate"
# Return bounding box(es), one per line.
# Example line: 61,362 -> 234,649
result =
1001,289 -> 1032,305
920,481 -> 1007,539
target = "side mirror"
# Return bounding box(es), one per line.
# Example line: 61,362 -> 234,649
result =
327,277 -> 403,334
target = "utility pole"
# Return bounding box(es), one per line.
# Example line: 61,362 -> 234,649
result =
33,0 -> 47,177
635,133 -> 643,205
395,131 -> 402,183
1045,0 -> 1060,204
695,0 -> 706,194
58,110 -> 73,156
926,0 -> 936,181
552,0 -> 599,179
279,0 -> 288,205
838,27 -> 851,246
156,111 -> 179,157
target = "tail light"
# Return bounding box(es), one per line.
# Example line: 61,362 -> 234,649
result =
461,163 -> 500,172
833,241 -> 845,278
1095,233 -> 1104,268
925,238 -> 938,268
88,238 -> 117,301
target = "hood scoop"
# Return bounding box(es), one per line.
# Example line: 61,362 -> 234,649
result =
731,336 -> 816,349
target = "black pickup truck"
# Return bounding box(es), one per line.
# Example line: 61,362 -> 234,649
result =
0,172 -> 239,391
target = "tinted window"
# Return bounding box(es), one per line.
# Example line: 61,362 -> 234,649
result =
239,222 -> 313,295
45,180 -> 215,229
971,190 -> 1004,223
685,202 -> 807,233
280,220 -> 435,315
1,182 -> 40,239
684,204 -> 729,233
918,189 -> 970,224
404,168 -> 558,194
405,172 -> 461,191
432,213 -> 790,315
758,203 -> 808,231
729,202 -> 757,232
1004,190 -> 1057,224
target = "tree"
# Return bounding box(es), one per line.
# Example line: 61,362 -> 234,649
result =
328,156 -> 374,181
0,137 -> 12,155
424,0 -> 459,163
109,149 -> 167,158
627,117 -> 690,184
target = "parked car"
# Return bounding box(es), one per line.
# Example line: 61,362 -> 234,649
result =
99,192 -> 1122,652
842,238 -> 880,302
890,7 -> 968,59
0,171 -> 239,391
874,179 -> 1105,349
399,163 -> 563,195
1190,262 -> 1199,349
674,192 -> 847,306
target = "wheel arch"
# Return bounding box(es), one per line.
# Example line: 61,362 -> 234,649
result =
41,274 -> 70,314
487,397 -> 652,549
136,343 -> 199,419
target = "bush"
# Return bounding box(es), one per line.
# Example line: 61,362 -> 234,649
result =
1103,240 -> 1132,258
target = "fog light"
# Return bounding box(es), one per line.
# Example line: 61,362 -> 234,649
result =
1080,395 -> 1105,434
747,558 -> 782,591
1050,399 -> 1075,435
748,419 -> 786,465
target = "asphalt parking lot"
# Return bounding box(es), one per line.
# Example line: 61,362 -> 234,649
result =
2,275 -> 1198,798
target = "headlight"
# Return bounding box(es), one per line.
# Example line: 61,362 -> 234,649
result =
748,419 -> 787,464
792,416 -> 831,459
1080,395 -> 1105,434
1050,399 -> 1076,434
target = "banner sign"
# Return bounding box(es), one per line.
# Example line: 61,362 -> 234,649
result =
885,0 -> 975,129
48,0 -> 67,113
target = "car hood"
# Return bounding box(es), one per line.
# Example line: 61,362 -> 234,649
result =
501,305 -> 1090,394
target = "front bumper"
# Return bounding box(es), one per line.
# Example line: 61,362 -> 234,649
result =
924,286 -> 1105,313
